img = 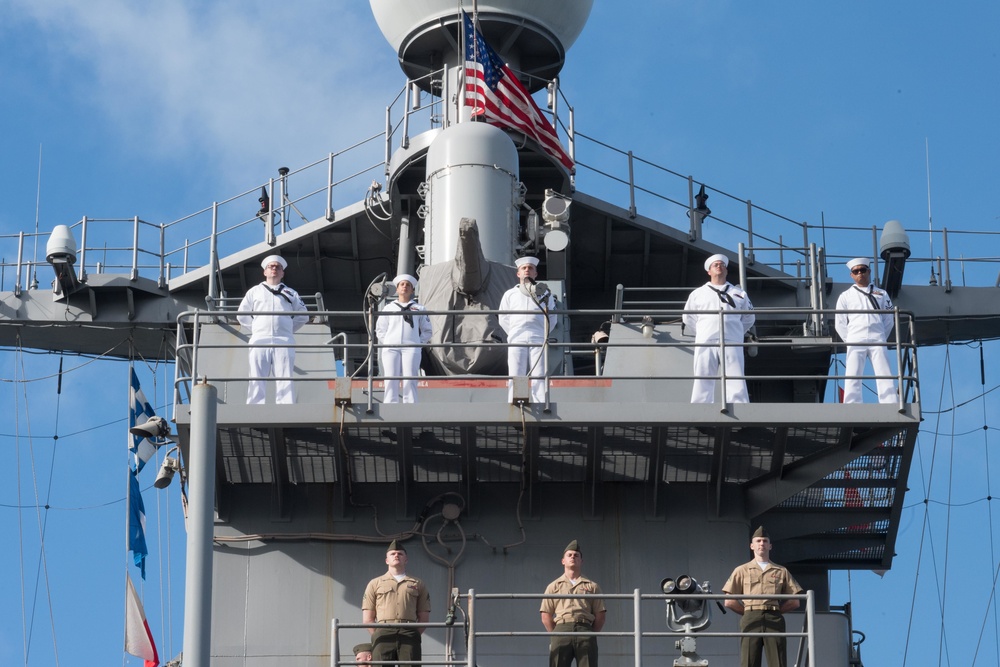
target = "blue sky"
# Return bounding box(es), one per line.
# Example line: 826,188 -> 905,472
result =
1,1 -> 999,665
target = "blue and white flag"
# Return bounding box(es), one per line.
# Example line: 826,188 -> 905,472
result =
128,468 -> 148,579
130,369 -> 158,473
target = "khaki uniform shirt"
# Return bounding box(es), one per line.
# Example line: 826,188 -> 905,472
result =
722,560 -> 803,611
540,574 -> 606,625
362,572 -> 431,622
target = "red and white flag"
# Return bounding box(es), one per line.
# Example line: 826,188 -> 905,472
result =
125,574 -> 159,667
462,11 -> 574,171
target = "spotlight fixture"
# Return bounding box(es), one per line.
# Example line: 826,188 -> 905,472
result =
153,446 -> 184,490
129,416 -> 176,442
154,456 -> 180,489
541,189 -> 572,252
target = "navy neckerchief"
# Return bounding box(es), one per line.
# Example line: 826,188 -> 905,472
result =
708,283 -> 736,308
853,285 -> 880,310
397,301 -> 416,327
265,283 -> 292,304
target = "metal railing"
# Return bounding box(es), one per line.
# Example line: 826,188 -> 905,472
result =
4,69 -> 998,298
330,589 -> 818,667
173,304 -> 918,413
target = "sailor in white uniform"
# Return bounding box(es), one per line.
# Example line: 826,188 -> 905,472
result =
237,255 -> 309,404
375,274 -> 432,403
682,253 -> 755,403
498,256 -> 557,404
835,257 -> 896,404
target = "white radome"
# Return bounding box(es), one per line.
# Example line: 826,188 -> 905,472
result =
369,0 -> 594,54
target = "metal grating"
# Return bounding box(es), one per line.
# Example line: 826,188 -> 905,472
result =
219,427 -> 274,483
284,428 -> 338,484
537,430 -> 589,482
779,429 -> 907,511
821,545 -> 887,563
601,426 -> 652,481
475,426 -> 524,483
412,427 -> 464,483
662,427 -> 715,483
347,427 -> 400,483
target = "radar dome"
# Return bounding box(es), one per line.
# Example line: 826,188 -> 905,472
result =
369,0 -> 594,90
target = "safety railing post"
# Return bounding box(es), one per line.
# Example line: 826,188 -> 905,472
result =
78,216 -> 89,282
567,105 -> 576,190
14,231 -> 24,296
942,227 -> 952,292
159,223 -> 167,288
326,153 -> 336,221
131,215 -> 140,281
718,310 -> 728,413
331,617 -> 340,667
384,105 -> 392,176
402,81 -> 412,149
367,306 -> 376,414
806,590 -> 816,667
633,588 -> 642,667
208,203 -> 219,301
266,179 -> 276,246
895,308 -> 905,413
738,242 -> 748,294
467,589 -> 476,667
627,151 -> 637,218
687,176 -> 698,242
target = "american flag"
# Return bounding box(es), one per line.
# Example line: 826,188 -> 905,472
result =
462,11 -> 574,171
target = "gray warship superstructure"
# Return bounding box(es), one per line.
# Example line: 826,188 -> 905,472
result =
3,2 -> 1000,666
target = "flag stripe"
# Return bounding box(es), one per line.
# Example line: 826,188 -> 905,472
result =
125,574 -> 159,666
130,368 -> 158,473
128,468 -> 148,579
462,12 -> 574,170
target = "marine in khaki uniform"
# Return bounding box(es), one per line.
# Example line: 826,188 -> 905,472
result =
352,642 -> 373,667
539,540 -> 606,667
722,527 -> 805,667
362,540 -> 431,666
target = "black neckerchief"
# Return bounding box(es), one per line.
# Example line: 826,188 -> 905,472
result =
708,283 -> 736,308
265,283 -> 293,305
397,301 -> 415,327
853,285 -> 880,310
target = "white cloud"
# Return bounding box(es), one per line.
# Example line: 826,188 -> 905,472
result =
7,0 -> 402,189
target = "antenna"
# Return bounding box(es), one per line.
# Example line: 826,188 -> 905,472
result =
925,138 -> 937,286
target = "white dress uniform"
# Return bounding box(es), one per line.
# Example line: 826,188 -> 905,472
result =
237,282 -> 308,404
498,285 -> 557,403
682,281 -> 755,403
835,284 -> 896,403
376,299 -> 432,403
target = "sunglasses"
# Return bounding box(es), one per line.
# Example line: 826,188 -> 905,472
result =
851,267 -> 869,275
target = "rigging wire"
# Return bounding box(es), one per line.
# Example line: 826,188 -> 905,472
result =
14,342 -> 62,666
971,341 -> 999,665
16,344 -> 29,665
938,344 -> 957,666
903,344 -> 951,665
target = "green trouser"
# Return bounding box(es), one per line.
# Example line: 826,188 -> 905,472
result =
549,622 -> 597,667
739,610 -> 787,667
372,627 -> 421,666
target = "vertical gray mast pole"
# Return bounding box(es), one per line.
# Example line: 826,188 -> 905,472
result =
182,381 -> 219,667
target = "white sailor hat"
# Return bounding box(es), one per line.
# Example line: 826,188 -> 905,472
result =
704,253 -> 729,271
261,255 -> 287,270
846,257 -> 870,270
515,256 -> 540,268
392,273 -> 418,290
